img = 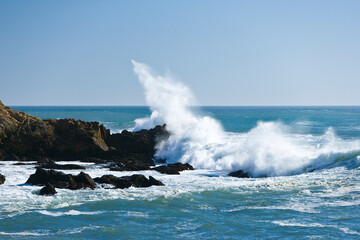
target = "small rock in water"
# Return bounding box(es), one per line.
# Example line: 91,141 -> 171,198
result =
94,174 -> 164,189
228,170 -> 251,178
39,183 -> 57,196
26,168 -> 96,190
0,174 -> 5,184
153,162 -> 194,175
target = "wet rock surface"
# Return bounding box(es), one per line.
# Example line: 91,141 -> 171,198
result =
0,173 -> 5,184
228,169 -> 251,178
153,162 -> 194,175
26,168 -> 96,190
39,183 -> 57,196
37,158 -> 85,170
0,100 -> 169,173
26,168 -> 164,193
94,174 -> 164,189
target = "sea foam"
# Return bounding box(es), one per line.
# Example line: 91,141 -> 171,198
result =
131,60 -> 360,177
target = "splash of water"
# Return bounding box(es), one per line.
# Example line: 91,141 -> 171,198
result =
131,60 -> 360,177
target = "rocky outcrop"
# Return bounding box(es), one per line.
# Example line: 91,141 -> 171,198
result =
0,101 -> 169,172
109,155 -> 154,171
39,183 -> 57,196
153,163 -> 194,175
94,174 -> 164,189
228,169 -> 251,178
0,100 -> 110,161
26,168 -> 164,192
0,173 -> 5,184
107,125 -> 169,158
44,118 -> 109,159
37,158 -> 85,170
26,168 -> 96,190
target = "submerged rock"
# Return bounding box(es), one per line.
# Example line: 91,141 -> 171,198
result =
0,173 -> 5,184
13,162 -> 34,165
153,162 -> 194,175
26,168 -> 96,190
228,169 -> 251,178
94,174 -> 164,189
37,158 -> 85,170
39,183 -> 57,196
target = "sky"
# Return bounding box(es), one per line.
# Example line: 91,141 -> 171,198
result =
0,0 -> 359,106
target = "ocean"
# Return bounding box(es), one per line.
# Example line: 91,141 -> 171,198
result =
1,105 -> 360,239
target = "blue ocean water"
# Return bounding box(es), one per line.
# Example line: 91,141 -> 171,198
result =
1,106 -> 360,239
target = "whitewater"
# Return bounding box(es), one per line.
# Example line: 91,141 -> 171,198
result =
132,60 -> 360,177
0,62 -> 359,239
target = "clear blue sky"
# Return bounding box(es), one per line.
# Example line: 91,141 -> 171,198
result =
1,0 -> 359,106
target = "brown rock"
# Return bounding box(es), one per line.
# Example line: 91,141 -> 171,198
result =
0,101 -> 169,172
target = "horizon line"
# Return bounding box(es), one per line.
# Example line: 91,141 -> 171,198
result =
8,104 -> 360,107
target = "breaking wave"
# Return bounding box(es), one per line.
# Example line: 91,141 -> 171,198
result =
131,60 -> 360,177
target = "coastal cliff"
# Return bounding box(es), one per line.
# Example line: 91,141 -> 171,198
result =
0,100 -> 167,168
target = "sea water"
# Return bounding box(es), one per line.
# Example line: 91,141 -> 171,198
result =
0,105 -> 359,239
1,61 -> 360,239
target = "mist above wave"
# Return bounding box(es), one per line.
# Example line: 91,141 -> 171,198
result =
131,60 -> 360,177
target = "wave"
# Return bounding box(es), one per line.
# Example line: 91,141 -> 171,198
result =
38,210 -> 103,217
271,220 -> 360,235
131,60 -> 360,177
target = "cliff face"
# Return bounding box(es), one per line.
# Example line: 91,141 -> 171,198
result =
0,101 -> 167,163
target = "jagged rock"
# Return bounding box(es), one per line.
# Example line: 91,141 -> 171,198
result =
107,125 -> 169,159
0,173 -> 5,184
0,101 -> 110,160
109,155 -> 154,171
37,158 -> 85,170
74,171 -> 96,189
39,183 -> 57,196
228,169 -> 251,178
94,174 -> 164,189
26,168 -> 95,190
153,162 -> 194,175
45,118 -> 110,159
0,101 -> 169,171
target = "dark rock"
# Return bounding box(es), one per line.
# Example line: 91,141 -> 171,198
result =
94,174 -> 164,189
37,158 -> 85,170
80,157 -> 106,164
228,169 -> 251,178
0,173 -> 5,184
73,171 -> 96,189
13,162 -> 34,165
107,125 -> 169,159
45,118 -> 110,159
109,155 -> 153,171
153,162 -> 194,175
0,101 -> 169,172
26,168 -> 95,190
39,183 -> 57,196
0,101 -> 110,161
148,176 -> 164,186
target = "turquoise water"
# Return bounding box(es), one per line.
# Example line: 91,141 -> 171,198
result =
1,106 -> 360,239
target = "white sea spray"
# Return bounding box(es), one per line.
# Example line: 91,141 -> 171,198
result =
132,60 -> 360,177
